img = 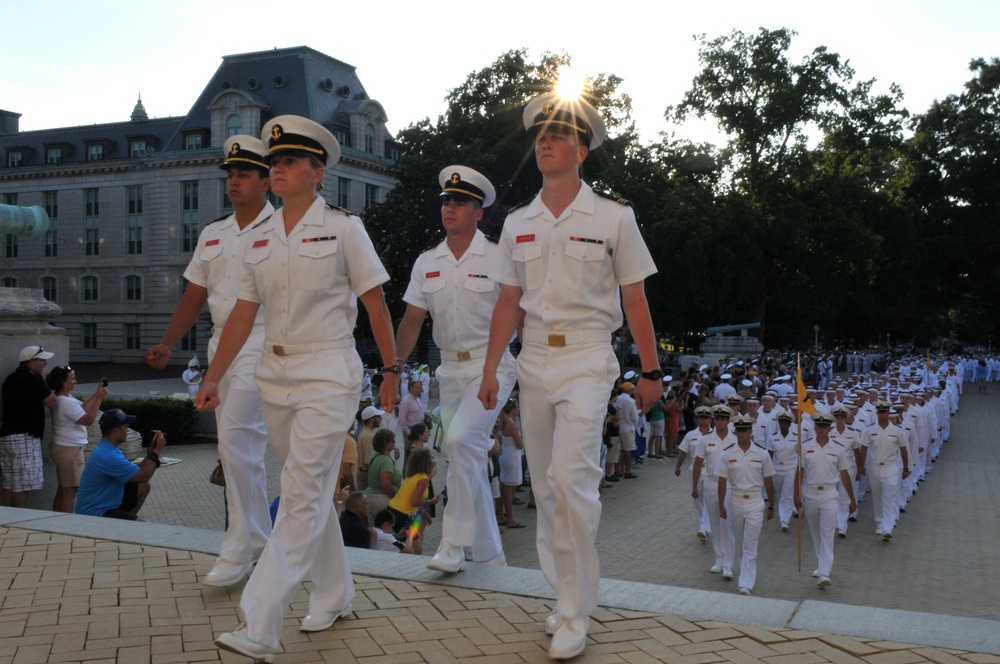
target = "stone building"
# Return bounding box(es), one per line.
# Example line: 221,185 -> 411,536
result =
0,46 -> 399,363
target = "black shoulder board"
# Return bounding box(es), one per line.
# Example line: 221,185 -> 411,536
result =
208,213 -> 229,225
723,443 -> 735,451
483,232 -> 499,244
326,203 -> 352,216
249,214 -> 273,230
595,189 -> 632,207
508,195 -> 536,212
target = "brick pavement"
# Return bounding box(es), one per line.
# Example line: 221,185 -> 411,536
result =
2,526 -> 999,663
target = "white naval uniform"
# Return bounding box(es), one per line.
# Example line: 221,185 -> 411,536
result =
799,438 -> 850,578
184,202 -> 274,568
494,183 -> 656,628
677,428 -> 711,535
402,230 -> 516,562
767,429 -> 799,525
829,425 -> 861,533
862,421 -> 908,537
237,196 -> 389,649
696,430 -> 737,568
718,442 -> 774,591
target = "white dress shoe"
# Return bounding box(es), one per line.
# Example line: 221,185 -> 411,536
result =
781,522 -> 789,532
696,530 -> 708,542
480,553 -> 507,566
300,603 -> 353,632
544,611 -> 560,636
710,564 -> 723,573
215,629 -> 278,663
203,559 -> 253,587
738,587 -> 751,596
722,567 -> 733,579
817,576 -> 832,587
883,531 -> 893,541
548,618 -> 588,660
427,542 -> 465,573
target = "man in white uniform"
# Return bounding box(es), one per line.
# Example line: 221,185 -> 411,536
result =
147,136 -> 273,587
395,166 -> 516,572
196,116 -> 399,662
860,401 -> 911,541
479,93 -> 661,660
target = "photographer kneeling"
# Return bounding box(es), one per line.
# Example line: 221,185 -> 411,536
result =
75,409 -> 167,521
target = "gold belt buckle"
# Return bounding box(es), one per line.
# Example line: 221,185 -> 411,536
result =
548,333 -> 566,347
457,350 -> 471,361
742,494 -> 750,499
273,344 -> 286,356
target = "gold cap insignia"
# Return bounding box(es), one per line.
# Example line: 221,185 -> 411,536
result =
230,143 -> 240,156
450,173 -> 460,184
271,125 -> 283,140
542,102 -> 554,116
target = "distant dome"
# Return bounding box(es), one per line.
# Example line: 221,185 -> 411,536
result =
131,94 -> 148,122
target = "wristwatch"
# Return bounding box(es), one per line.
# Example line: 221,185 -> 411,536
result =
380,364 -> 401,375
147,452 -> 162,468
641,369 -> 664,381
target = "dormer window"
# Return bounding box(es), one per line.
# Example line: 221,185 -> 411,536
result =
87,143 -> 104,161
6,150 -> 22,167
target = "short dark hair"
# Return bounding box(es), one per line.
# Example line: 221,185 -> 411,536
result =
407,422 -> 427,442
373,509 -> 395,529
372,428 -> 396,454
45,365 -> 73,393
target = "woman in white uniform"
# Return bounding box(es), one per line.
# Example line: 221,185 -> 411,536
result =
196,115 -> 399,663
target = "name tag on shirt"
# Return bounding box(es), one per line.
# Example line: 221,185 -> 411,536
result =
252,239 -> 268,248
425,271 -> 441,279
516,234 -> 535,243
205,239 -> 220,246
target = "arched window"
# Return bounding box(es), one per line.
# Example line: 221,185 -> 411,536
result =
364,123 -> 375,154
1,277 -> 16,288
125,275 -> 142,302
226,114 -> 242,138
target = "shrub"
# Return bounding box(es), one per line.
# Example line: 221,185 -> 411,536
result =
99,397 -> 199,444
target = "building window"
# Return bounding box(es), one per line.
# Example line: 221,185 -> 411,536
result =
3,193 -> 15,205
334,129 -> 348,147
365,183 -> 379,209
82,323 -> 97,350
4,235 -> 16,259
87,144 -> 104,161
226,114 -> 242,138
1,277 -> 16,288
126,185 -> 143,254
46,147 -> 62,164
125,323 -> 141,350
44,191 -> 58,258
185,133 -> 203,150
182,181 -> 199,252
125,275 -> 142,301
220,179 -> 233,212
337,179 -> 350,209
180,327 -> 197,352
84,189 -> 99,256
6,150 -> 23,167
386,144 -> 400,161
129,139 -> 147,157
41,276 -> 57,301
364,124 -> 375,154
81,275 -> 98,302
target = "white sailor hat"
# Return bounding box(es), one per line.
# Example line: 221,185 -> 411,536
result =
221,135 -> 269,172
523,92 -> 606,149
261,115 -> 340,167
438,165 -> 496,207
732,415 -> 754,430
720,373 -> 731,380
811,412 -> 834,425
711,405 -> 734,418
623,370 -> 637,381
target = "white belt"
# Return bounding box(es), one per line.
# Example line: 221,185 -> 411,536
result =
440,347 -> 487,362
522,329 -> 610,347
266,339 -> 355,356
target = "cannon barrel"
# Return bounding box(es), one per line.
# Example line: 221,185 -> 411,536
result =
0,204 -> 49,239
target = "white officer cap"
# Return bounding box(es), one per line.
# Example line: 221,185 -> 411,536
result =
439,165 -> 495,207
523,92 -> 607,149
262,115 -> 340,167
221,135 -> 269,172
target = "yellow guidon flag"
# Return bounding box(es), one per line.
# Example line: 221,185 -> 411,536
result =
796,366 -> 818,415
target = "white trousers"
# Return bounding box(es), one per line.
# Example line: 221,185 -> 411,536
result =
211,333 -> 271,566
705,476 -> 734,567
517,341 -> 617,625
836,473 -> 857,532
240,348 -> 360,649
803,494 -> 838,577
436,351 -> 516,562
772,469 -> 795,525
724,495 -> 765,590
868,462 -> 900,534
691,471 -> 711,534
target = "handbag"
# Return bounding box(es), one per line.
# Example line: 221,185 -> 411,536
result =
210,460 -> 226,487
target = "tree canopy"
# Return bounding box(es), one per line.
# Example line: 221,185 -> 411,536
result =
360,36 -> 999,357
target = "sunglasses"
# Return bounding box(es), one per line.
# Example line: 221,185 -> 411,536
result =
30,347 -> 47,360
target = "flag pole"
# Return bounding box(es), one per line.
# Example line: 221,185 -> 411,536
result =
796,354 -> 804,573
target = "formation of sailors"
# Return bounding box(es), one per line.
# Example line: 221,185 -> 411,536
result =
674,352 -> 965,596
